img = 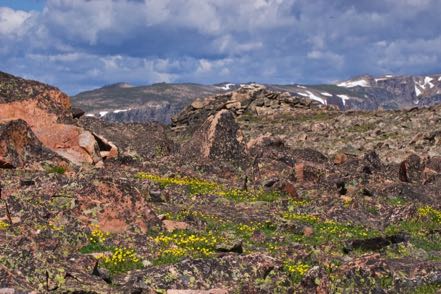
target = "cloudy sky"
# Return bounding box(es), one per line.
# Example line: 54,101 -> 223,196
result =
1,0 -> 441,94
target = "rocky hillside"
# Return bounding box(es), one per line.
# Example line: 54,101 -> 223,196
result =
1,72 -> 441,293
72,82 -> 232,124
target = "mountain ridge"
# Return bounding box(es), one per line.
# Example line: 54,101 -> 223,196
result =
72,72 -> 441,124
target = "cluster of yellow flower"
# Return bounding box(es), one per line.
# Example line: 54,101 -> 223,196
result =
318,220 -> 370,239
237,224 -> 256,235
48,223 -> 64,232
282,212 -> 320,223
137,172 -> 218,195
153,231 -> 219,262
97,247 -> 141,273
217,188 -> 281,202
284,261 -> 311,280
161,247 -> 187,257
267,243 -> 279,252
418,205 -> 441,224
288,199 -> 310,209
0,220 -> 9,230
138,172 -> 282,202
89,225 -> 109,244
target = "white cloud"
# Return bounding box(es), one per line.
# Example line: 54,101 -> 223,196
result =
307,50 -> 344,68
0,7 -> 32,35
1,0 -> 441,93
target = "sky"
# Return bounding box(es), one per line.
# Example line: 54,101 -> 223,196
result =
1,0 -> 441,95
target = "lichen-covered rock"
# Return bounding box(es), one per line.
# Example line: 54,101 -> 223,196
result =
78,116 -> 174,161
0,71 -> 71,119
181,110 -> 247,164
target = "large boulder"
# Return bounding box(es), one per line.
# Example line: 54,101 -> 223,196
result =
0,119 -> 61,168
0,72 -> 115,165
0,71 -> 71,118
181,109 -> 247,164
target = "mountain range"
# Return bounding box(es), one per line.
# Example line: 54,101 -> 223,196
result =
72,73 -> 441,124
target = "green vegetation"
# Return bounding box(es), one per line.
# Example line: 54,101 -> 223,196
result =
418,206 -> 441,224
44,164 -> 66,174
137,172 -> 284,202
347,123 -> 376,133
385,196 -> 408,206
97,247 -> 143,273
151,230 -> 218,265
283,261 -> 311,283
282,212 -> 379,246
411,283 -> 441,294
385,206 -> 441,251
79,225 -> 110,254
79,226 -> 142,274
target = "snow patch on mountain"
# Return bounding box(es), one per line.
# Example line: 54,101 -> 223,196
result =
337,79 -> 370,88
321,92 -> 332,97
217,83 -> 235,91
113,108 -> 130,114
415,86 -> 422,97
375,75 -> 394,82
305,91 -> 326,104
337,94 -> 350,106
424,76 -> 435,88
296,91 -> 326,104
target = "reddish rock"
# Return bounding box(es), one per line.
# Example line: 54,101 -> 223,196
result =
294,162 -> 323,184
162,220 -> 189,232
78,130 -> 101,163
77,179 -> 160,234
0,72 -> 114,166
303,226 -> 314,237
295,163 -> 305,183
280,180 -> 299,198
0,119 -> 61,168
334,153 -> 348,165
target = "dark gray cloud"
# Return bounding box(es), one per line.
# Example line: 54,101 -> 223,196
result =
0,0 -> 440,94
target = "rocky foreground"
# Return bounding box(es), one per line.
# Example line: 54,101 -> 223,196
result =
1,72 -> 441,293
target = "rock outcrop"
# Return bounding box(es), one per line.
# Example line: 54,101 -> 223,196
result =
172,84 -> 335,133
181,109 -> 247,164
0,72 -> 116,166
0,119 -> 62,168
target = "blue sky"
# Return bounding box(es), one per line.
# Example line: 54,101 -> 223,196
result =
1,0 -> 441,95
0,0 -> 44,11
